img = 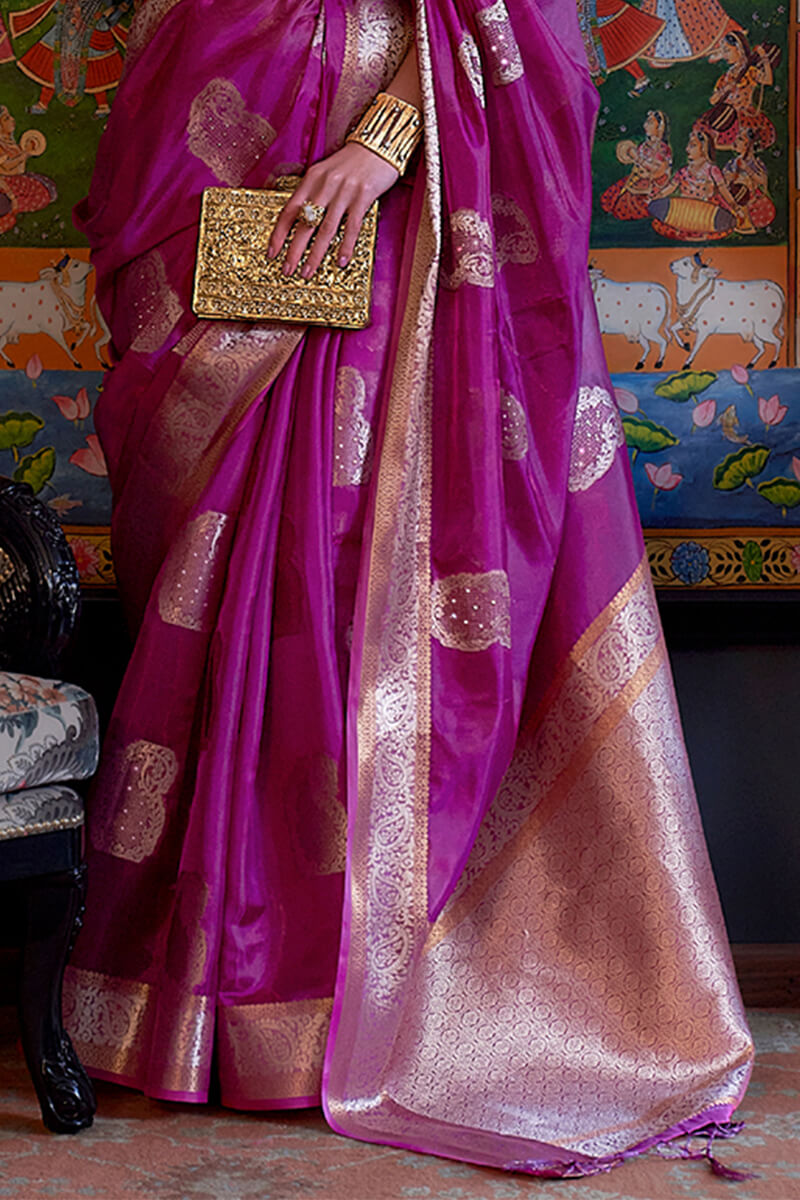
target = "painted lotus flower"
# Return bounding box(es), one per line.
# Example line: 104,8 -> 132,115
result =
758,394 -> 788,429
68,536 -> 101,578
792,457 -> 800,484
52,387 -> 91,423
52,393 -> 79,421
692,397 -> 716,429
75,387 -> 90,418
25,354 -> 42,383
69,433 -> 108,477
644,461 -> 683,491
730,363 -> 753,394
613,387 -> 639,415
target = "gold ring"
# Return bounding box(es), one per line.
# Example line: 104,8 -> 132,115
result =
300,201 -> 326,228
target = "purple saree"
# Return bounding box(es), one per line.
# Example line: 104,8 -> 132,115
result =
64,0 -> 754,1177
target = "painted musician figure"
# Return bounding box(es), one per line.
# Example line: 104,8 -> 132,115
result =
11,0 -> 134,117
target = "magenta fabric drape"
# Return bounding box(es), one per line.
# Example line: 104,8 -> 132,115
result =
64,0 -> 753,1176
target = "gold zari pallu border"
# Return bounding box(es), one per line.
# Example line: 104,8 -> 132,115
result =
193,182 -> 379,330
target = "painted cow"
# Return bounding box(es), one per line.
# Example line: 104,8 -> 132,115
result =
0,255 -> 111,368
670,254 -> 785,369
589,265 -> 671,370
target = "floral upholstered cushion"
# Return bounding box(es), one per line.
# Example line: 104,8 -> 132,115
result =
0,784 -> 84,841
0,673 -> 99,794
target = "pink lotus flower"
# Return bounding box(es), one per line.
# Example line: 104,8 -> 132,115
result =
692,397 -> 716,429
791,545 -> 800,576
51,393 -> 79,420
75,387 -> 90,418
69,433 -> 108,477
25,353 -> 42,383
645,461 -> 683,491
730,363 -> 753,394
792,457 -> 800,484
52,387 -> 91,423
614,387 -> 639,415
758,394 -> 788,429
68,535 -> 101,579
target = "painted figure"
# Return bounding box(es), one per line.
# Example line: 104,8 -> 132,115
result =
649,125 -> 742,240
577,0 -> 664,95
0,16 -> 15,65
600,109 -> 672,220
722,127 -> 775,233
11,0 -> 134,118
640,0 -> 738,65
0,106 -> 56,233
701,29 -> 779,151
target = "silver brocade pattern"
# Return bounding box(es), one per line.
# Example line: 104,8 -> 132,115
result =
442,209 -> 494,290
90,738 -> 178,862
187,78 -> 276,186
431,570 -> 511,652
500,389 -> 529,461
475,0 -> 525,87
568,385 -> 625,494
157,511 -> 229,632
333,366 -> 374,486
457,31 -> 486,108
126,248 -> 183,355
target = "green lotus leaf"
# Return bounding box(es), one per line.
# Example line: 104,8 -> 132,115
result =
622,416 -> 679,455
742,540 -> 763,583
654,370 -> 716,402
13,446 -> 56,494
0,411 -> 44,453
712,445 -> 770,491
756,477 -> 800,516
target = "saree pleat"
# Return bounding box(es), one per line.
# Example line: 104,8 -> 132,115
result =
64,0 -> 753,1174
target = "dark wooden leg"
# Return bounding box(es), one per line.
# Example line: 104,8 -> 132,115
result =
17,864 -> 96,1133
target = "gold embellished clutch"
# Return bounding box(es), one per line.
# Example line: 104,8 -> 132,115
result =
192,182 -> 379,329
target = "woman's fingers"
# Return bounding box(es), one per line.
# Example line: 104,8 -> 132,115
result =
266,144 -> 398,275
301,199 -> 354,276
337,201 -> 372,268
268,192 -> 304,260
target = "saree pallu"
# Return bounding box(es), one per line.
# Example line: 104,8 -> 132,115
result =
64,0 -> 754,1177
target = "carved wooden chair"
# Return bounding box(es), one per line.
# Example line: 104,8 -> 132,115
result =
0,477 -> 98,1133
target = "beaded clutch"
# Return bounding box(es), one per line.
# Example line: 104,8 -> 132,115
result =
192,182 -> 379,329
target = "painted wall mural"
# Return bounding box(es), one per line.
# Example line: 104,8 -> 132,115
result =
586,0 -> 800,587
0,1 -> 131,586
0,2 -> 797,589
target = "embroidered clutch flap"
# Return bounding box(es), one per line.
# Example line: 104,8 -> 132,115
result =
192,185 -> 379,329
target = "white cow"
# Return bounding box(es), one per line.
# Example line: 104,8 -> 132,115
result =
589,265 -> 671,370
670,253 -> 785,369
0,255 -> 111,369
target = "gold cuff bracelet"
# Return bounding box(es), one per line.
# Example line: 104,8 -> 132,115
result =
345,91 -> 423,176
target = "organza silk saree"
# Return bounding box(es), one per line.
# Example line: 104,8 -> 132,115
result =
64,0 -> 754,1177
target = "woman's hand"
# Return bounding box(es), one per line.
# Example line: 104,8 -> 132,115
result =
268,143 -> 399,279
